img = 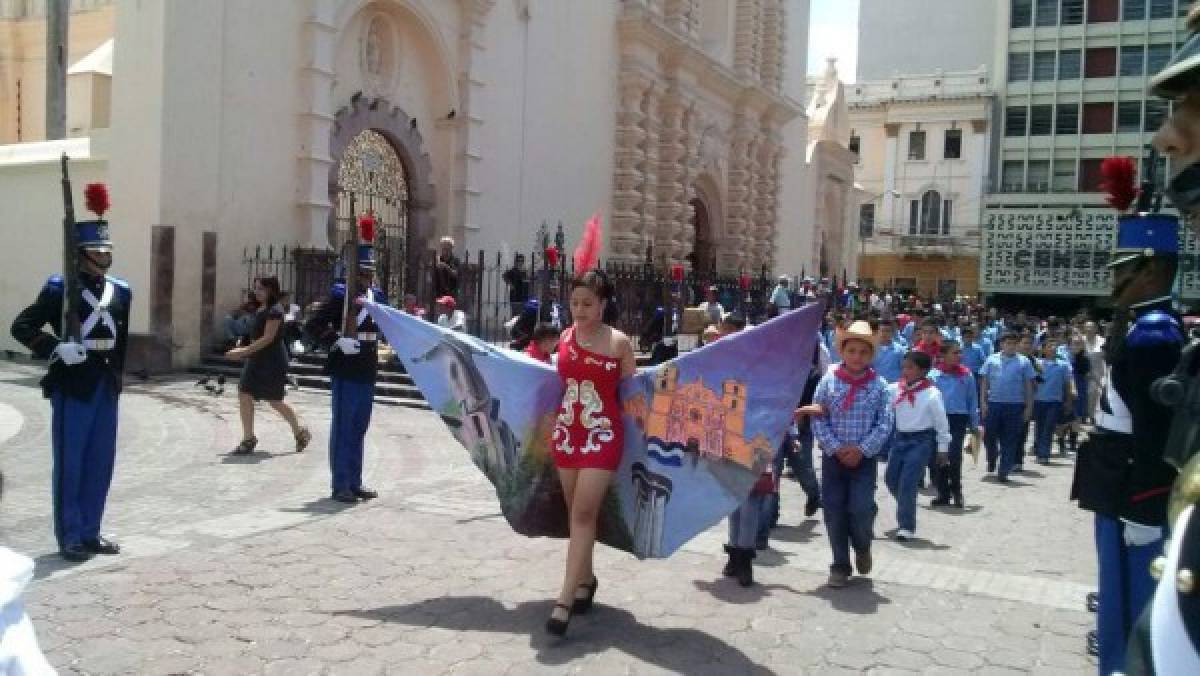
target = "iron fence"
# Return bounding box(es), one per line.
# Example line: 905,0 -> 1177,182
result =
242,244 -> 782,345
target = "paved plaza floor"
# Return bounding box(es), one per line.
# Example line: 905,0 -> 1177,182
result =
0,360 -> 1097,675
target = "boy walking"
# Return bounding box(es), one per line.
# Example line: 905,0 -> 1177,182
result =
930,341 -> 979,508
885,351 -> 951,540
1032,337 -> 1073,464
979,332 -> 1036,482
811,321 -> 894,587
718,315 -> 765,586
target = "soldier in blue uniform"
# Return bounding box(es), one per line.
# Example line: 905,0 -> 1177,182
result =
304,223 -> 388,504
10,187 -> 130,562
1070,212 -> 1183,675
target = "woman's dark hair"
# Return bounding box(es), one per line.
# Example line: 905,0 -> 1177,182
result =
531,324 -> 561,342
255,276 -> 283,307
940,339 -> 960,354
572,269 -> 619,325
904,350 -> 932,371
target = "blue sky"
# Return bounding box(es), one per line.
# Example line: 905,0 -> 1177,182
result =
807,0 -> 860,82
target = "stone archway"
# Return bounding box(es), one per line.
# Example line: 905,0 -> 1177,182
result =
689,197 -> 715,276
329,97 -> 436,293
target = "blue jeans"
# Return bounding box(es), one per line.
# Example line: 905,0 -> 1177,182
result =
935,414 -> 970,501
884,430 -> 935,533
760,430 -> 820,540
1032,400 -> 1062,460
728,493 -> 765,549
984,402 -> 1025,478
821,454 -> 878,574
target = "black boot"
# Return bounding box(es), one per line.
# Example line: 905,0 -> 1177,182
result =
722,545 -> 737,577
736,548 -> 755,587
1068,429 -> 1078,454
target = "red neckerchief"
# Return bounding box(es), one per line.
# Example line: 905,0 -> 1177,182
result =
942,364 -> 970,377
915,339 -> 941,357
834,366 -> 877,411
894,377 -> 933,406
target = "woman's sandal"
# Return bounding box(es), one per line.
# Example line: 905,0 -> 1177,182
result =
545,603 -> 572,637
572,576 -> 599,614
295,427 -> 312,452
234,436 -> 258,455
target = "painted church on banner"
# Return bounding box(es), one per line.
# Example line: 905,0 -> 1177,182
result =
0,0 -> 860,367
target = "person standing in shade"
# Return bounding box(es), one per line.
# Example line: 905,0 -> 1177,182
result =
10,183 -> 129,562
979,331 -> 1035,482
433,236 -> 460,300
227,276 -> 311,456
502,253 -> 529,319
930,340 -> 979,508
1031,337 -> 1074,465
304,219 -> 387,504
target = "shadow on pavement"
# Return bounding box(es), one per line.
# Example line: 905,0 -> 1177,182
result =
980,475 -> 1033,487
341,595 -> 775,674
754,547 -> 794,568
882,529 -> 952,551
31,552 -> 105,581
768,520 -> 820,544
692,577 -> 802,604
279,498 -> 361,515
803,577 -> 891,615
219,450 -> 286,465
921,504 -> 983,516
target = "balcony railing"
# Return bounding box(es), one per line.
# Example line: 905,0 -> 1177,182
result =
861,232 -> 982,256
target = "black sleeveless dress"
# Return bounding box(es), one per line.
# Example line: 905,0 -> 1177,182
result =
238,303 -> 289,401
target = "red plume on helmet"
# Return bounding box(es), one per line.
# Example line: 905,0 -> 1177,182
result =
572,212 -> 602,275
1100,156 -> 1138,213
544,246 -> 559,268
357,212 -> 376,243
84,183 -> 110,218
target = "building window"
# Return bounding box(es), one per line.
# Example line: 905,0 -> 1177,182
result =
908,130 -> 926,160
1059,49 -> 1082,79
1036,0 -> 1059,24
1123,0 -> 1147,20
1027,160 -> 1051,192
1061,0 -> 1085,24
1030,105 -> 1054,135
1082,102 -> 1115,133
859,204 -> 875,238
919,190 -> 943,235
1145,99 -> 1169,132
849,134 -> 861,161
1120,45 -> 1145,76
909,200 -> 920,234
1150,0 -> 1175,18
1008,52 -> 1031,81
1053,159 -> 1077,191
1033,51 -> 1057,80
942,200 -> 953,234
1006,106 -> 1029,136
1012,0 -> 1033,27
1088,0 -> 1119,22
1085,47 -> 1117,77
1080,158 -> 1106,191
1056,103 -> 1080,133
944,129 -> 962,159
1118,101 -> 1143,132
1147,44 -> 1174,74
1002,160 -> 1025,192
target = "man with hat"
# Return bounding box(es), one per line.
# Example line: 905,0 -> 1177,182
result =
768,275 -> 792,317
304,214 -> 388,504
1069,188 -> 1183,670
11,182 -> 130,562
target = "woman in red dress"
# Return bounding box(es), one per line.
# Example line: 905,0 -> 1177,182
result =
546,269 -> 635,636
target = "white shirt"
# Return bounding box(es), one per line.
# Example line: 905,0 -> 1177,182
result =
437,310 -> 466,331
0,548 -> 55,675
888,382 -> 953,453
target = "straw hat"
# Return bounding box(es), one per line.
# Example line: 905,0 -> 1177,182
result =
835,320 -> 878,357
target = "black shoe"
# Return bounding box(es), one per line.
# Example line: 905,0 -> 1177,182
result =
233,436 -> 258,455
736,548 -> 755,587
804,496 -> 821,517
1086,629 -> 1099,656
83,536 -> 120,555
332,490 -> 359,504
545,603 -> 571,637
986,462 -> 996,473
754,536 -> 768,551
352,486 -> 378,500
59,544 -> 93,562
951,493 -> 964,508
1086,591 -> 1099,613
722,545 -> 737,577
997,474 -> 1010,483
931,496 -> 950,507
572,576 -> 598,614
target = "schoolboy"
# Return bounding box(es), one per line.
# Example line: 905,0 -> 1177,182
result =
871,319 -> 905,384
979,331 -> 1036,482
885,351 -> 951,540
930,340 -> 980,507
1031,336 -> 1074,464
718,314 -> 764,586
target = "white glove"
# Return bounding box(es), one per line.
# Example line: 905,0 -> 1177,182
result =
51,341 -> 87,366
333,337 -> 361,355
1121,519 -> 1163,547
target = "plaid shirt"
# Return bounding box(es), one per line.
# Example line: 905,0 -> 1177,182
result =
811,369 -> 894,458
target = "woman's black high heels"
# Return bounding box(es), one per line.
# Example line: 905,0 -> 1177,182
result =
545,603 -> 572,636
572,576 -> 599,613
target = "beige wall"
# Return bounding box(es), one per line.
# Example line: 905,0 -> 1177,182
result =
0,3 -> 114,143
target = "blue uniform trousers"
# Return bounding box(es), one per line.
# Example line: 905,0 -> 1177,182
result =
1032,400 -> 1062,460
329,377 -> 374,493
885,430 -> 935,533
821,454 -> 878,574
50,379 -> 118,549
984,402 -> 1024,477
1094,514 -> 1162,676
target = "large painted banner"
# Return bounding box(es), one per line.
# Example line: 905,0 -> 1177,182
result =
367,302 -> 821,559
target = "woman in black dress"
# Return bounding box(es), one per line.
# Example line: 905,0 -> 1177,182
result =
225,277 -> 311,454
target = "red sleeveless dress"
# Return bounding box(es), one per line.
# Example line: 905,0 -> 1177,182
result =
552,327 -> 624,470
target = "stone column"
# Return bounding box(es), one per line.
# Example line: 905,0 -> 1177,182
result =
663,0 -> 698,39
759,0 -> 784,92
611,67 -> 647,262
734,0 -> 762,83
968,119 -> 988,237
883,123 -> 900,231
753,135 -> 780,269
725,112 -> 754,271
656,90 -> 687,264
639,80 -> 661,262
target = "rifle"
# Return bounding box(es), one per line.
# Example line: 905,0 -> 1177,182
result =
339,195 -> 358,337
60,153 -> 81,342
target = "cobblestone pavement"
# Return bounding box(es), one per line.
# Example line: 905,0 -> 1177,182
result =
0,360 -> 1098,675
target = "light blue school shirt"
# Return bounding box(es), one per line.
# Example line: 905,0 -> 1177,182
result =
979,352 -> 1036,404
1034,357 -> 1072,403
871,340 -> 905,383
960,342 -> 988,375
930,368 -> 980,428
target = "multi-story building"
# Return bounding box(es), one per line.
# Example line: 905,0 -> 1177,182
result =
857,0 -> 999,81
848,68 -> 994,299
983,0 -> 1194,308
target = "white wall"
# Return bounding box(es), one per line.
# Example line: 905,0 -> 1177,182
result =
775,0 -> 813,276
857,0 -> 997,81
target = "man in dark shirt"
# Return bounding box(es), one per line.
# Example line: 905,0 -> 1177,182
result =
433,236 -> 460,300
502,253 -> 529,318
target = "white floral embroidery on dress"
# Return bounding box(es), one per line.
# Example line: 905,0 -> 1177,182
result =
552,378 -> 613,455
553,379 -> 579,454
